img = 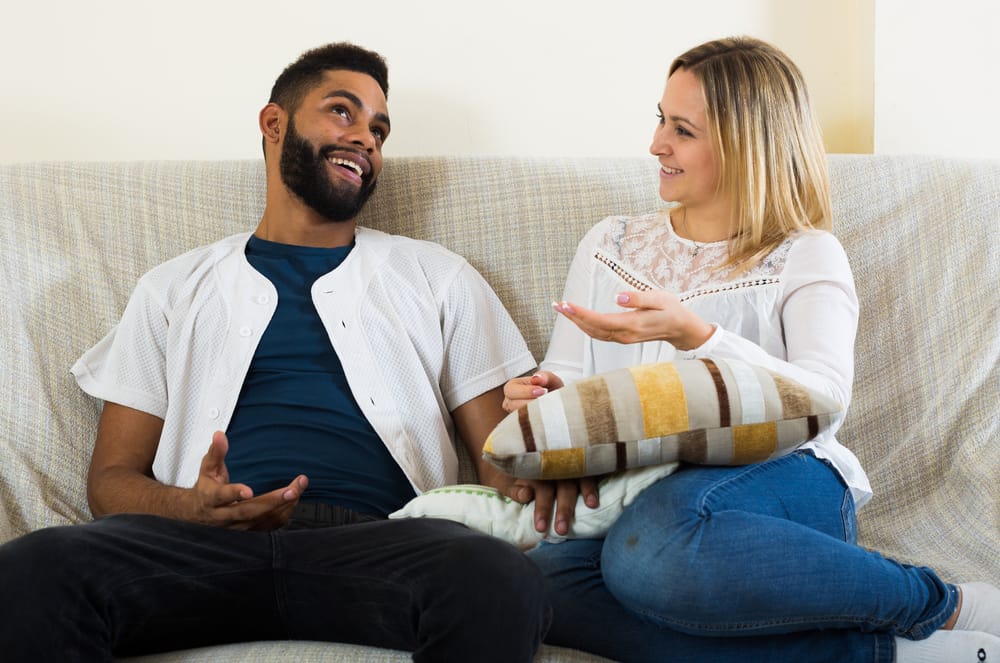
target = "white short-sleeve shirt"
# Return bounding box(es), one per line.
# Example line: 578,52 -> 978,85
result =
72,227 -> 536,493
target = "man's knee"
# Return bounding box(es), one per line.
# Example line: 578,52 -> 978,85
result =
0,523 -> 106,615
440,528 -> 545,605
0,516 -> 148,595
399,522 -> 550,661
431,527 -> 549,635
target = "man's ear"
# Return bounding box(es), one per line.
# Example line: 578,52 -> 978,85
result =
259,103 -> 285,145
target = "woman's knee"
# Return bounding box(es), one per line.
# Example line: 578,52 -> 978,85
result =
602,474 -> 698,580
601,489 -> 727,624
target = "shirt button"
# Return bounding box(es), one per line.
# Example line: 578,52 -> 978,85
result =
208,407 -> 220,419
239,326 -> 253,337
256,294 -> 269,305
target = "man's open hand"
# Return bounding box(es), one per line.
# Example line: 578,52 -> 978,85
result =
187,431 -> 308,531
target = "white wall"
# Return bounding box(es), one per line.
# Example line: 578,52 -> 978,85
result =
1,0 -> 874,162
874,0 -> 1000,157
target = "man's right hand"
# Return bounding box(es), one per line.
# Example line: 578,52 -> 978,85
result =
87,402 -> 307,531
187,431 -> 308,531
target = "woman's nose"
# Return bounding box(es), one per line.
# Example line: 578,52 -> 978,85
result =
650,127 -> 672,157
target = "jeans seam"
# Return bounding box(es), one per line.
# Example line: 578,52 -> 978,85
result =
645,611 -> 903,635
584,548 -> 602,570
876,630 -> 892,663
270,531 -> 291,639
904,583 -> 959,639
841,488 -> 857,543
692,452 -> 807,517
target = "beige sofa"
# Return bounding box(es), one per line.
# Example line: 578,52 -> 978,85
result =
0,155 -> 997,662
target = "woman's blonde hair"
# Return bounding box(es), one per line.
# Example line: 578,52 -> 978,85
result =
670,36 -> 832,270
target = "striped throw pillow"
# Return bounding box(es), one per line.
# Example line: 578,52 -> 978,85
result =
483,358 -> 842,479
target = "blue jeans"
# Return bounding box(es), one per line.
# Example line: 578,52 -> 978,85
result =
0,513 -> 549,662
528,451 -> 956,663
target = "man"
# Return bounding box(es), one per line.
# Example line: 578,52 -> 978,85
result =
0,43 -> 549,662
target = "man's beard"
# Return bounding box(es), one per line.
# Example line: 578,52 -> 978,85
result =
278,119 -> 376,222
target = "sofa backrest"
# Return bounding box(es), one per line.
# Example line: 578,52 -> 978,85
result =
0,156 -> 997,585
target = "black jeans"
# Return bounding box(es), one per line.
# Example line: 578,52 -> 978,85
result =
0,511 -> 550,662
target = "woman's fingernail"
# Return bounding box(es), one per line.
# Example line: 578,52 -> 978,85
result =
617,293 -> 630,305
531,387 -> 547,397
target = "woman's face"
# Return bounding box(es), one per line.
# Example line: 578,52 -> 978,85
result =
649,68 -> 720,210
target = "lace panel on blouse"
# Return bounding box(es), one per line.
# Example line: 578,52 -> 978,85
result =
594,211 -> 793,299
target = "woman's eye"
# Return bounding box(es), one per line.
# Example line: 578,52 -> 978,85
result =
655,111 -> 665,125
675,125 -> 692,137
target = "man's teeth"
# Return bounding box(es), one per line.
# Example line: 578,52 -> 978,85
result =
329,157 -> 363,177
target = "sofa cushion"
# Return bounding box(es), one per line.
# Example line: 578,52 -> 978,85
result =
483,358 -> 841,479
389,463 -> 676,550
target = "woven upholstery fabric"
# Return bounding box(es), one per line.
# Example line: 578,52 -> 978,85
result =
483,358 -> 841,479
120,641 -> 610,663
0,161 -> 268,540
0,155 -> 997,662
828,155 -> 1000,584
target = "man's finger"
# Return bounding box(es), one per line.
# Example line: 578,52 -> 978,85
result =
553,480 -> 581,536
281,474 -> 309,501
579,476 -> 601,508
532,481 -> 556,533
201,431 -> 229,470
500,480 -> 534,504
216,488 -> 299,530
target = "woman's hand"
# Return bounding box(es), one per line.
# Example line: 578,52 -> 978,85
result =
502,370 -> 564,413
553,291 -> 715,351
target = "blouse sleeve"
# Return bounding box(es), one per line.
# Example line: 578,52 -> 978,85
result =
689,231 -> 858,409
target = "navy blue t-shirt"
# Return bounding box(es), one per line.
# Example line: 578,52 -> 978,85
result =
225,235 -> 416,517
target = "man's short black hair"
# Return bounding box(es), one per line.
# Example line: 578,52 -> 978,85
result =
269,42 -> 389,114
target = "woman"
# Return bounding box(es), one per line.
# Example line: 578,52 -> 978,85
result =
503,36 -> 998,663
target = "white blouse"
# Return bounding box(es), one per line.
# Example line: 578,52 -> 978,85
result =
541,211 -> 872,508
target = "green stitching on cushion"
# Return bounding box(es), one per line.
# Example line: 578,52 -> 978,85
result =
423,486 -> 518,504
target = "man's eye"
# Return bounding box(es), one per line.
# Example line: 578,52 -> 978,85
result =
372,128 -> 386,142
332,106 -> 349,118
